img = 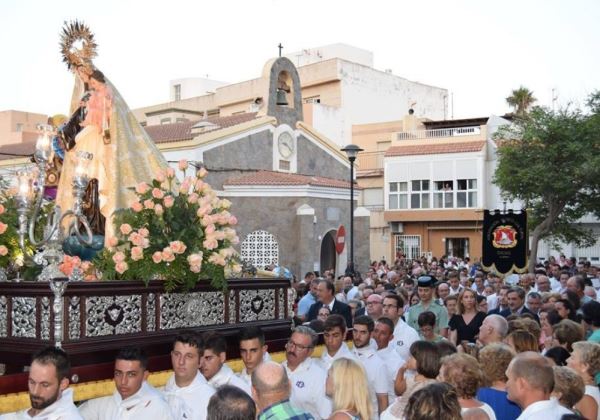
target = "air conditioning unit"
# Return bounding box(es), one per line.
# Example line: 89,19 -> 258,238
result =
389,222 -> 403,233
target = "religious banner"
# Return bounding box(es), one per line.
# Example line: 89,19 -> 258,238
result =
481,210 -> 528,275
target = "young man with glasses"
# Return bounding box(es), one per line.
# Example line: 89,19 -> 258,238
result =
381,294 -> 418,360
281,326 -> 332,419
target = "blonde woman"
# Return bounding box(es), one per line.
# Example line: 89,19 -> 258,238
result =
326,358 -> 372,420
567,341 -> 600,420
449,289 -> 486,345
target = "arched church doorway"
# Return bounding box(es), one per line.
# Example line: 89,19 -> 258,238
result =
320,230 -> 336,276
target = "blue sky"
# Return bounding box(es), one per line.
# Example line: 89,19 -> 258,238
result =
1,0 -> 599,118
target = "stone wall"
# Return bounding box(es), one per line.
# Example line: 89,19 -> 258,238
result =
229,195 -> 369,278
296,134 -> 348,181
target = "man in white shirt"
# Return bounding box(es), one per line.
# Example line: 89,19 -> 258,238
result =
281,326 -> 332,419
319,314 -> 357,370
0,347 -> 83,420
163,332 -> 215,420
381,294 -> 419,361
447,272 -> 464,296
505,352 -> 573,420
200,332 -> 251,395
352,316 -> 389,418
372,317 -> 405,403
238,326 -> 271,386
79,347 -> 174,420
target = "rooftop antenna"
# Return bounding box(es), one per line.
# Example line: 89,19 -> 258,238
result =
278,43 -> 283,57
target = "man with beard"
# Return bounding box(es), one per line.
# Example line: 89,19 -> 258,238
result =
281,326 -> 331,419
0,347 -> 82,419
162,331 -> 215,420
79,347 -> 173,420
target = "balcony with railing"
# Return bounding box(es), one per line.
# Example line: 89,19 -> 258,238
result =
397,126 -> 482,141
356,151 -> 385,171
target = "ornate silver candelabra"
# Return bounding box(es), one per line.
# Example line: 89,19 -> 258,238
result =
16,128 -> 94,282
15,127 -> 95,348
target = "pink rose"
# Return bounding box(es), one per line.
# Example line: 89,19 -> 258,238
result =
205,224 -> 216,235
135,182 -> 150,194
152,251 -> 163,264
131,201 -> 143,212
214,230 -> 225,241
194,180 -> 205,191
0,204 -> 5,215
115,261 -> 129,274
163,195 -> 175,208
230,235 -> 239,245
179,181 -> 190,195
119,224 -> 132,235
178,159 -> 189,171
219,199 -> 231,209
151,188 -> 165,199
154,204 -> 164,216
107,237 -> 119,247
219,247 -> 234,258
166,167 -> 176,178
197,167 -> 208,178
138,228 -> 149,238
141,238 -> 150,249
187,252 -> 203,267
0,222 -> 8,235
155,170 -> 166,183
131,246 -> 144,261
161,247 -> 175,262
112,251 -> 126,264
0,245 -> 8,256
208,252 -> 226,266
201,215 -> 213,227
196,205 -> 211,218
143,199 -> 155,210
203,237 -> 218,250
229,215 -> 238,226
187,193 -> 199,204
189,264 -> 201,273
169,240 -> 187,254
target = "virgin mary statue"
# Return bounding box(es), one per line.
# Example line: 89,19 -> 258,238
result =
56,21 -> 169,244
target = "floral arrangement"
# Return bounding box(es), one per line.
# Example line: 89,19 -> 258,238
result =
92,160 -> 241,291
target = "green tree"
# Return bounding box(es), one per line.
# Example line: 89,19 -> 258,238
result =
506,86 -> 537,116
493,91 -> 600,272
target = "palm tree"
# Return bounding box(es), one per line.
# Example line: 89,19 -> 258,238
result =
506,86 -> 537,116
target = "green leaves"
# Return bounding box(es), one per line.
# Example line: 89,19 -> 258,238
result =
494,91 -> 600,260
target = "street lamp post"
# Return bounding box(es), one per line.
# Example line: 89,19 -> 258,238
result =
341,144 -> 363,276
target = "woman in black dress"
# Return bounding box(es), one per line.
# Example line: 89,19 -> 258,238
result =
449,289 -> 486,344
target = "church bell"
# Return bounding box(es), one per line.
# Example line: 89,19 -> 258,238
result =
276,89 -> 288,106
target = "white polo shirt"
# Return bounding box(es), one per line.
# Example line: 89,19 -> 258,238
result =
352,346 -> 389,419
0,388 -> 83,420
238,352 -> 272,386
163,371 -> 215,420
318,342 -> 357,371
376,345 -> 405,402
206,364 -> 251,395
516,398 -> 572,420
390,318 -> 419,361
282,357 -> 332,420
79,382 -> 174,420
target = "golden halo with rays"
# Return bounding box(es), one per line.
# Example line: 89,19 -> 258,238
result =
59,20 -> 98,70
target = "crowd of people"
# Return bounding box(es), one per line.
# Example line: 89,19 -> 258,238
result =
2,255 -> 600,420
